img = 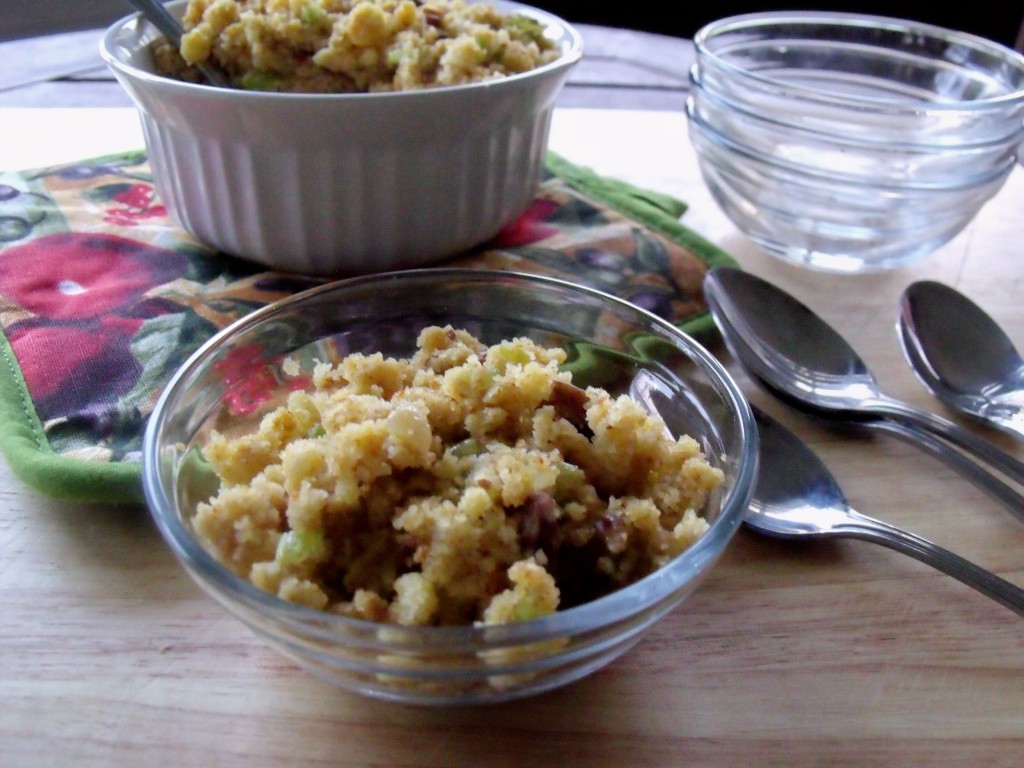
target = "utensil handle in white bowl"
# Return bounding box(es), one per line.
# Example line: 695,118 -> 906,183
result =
123,0 -> 232,87
124,0 -> 183,46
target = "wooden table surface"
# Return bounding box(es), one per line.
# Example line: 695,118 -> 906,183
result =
2,19 -> 1023,768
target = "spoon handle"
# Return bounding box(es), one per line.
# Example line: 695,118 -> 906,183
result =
842,510 -> 1024,619
869,419 -> 1024,522
124,0 -> 232,87
125,0 -> 185,47
876,400 -> 1024,487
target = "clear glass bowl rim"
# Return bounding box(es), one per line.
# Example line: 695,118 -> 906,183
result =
693,11 -> 1024,113
685,95 -> 1017,192
688,63 -> 1024,152
142,268 -> 759,651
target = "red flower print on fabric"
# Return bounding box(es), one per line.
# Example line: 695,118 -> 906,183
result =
0,233 -> 190,423
0,233 -> 177,321
9,316 -> 144,405
488,199 -> 561,248
103,183 -> 168,227
214,345 -> 311,416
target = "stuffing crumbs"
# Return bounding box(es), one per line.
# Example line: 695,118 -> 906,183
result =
153,0 -> 561,92
194,326 -> 723,626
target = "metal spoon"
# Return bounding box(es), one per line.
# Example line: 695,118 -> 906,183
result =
712,308 -> 1024,517
124,0 -> 232,88
897,280 -> 1024,441
749,406 -> 1024,618
702,266 -> 1024,515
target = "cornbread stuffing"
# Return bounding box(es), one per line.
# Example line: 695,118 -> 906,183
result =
153,0 -> 561,91
193,326 -> 723,626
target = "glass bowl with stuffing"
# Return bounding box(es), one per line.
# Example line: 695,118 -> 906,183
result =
142,268 -> 758,705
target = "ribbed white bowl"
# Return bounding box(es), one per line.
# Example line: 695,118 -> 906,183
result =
101,1 -> 583,275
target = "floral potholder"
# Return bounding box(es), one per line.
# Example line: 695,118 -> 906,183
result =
0,150 -> 735,504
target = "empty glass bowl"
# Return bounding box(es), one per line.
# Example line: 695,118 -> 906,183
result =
141,269 -> 757,705
688,12 -> 1024,273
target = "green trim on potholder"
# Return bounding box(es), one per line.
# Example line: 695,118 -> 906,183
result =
0,330 -> 142,504
0,150 -> 736,505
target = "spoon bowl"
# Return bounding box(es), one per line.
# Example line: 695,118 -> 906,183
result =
898,280 -> 1024,440
749,407 -> 1024,618
703,266 -> 1024,516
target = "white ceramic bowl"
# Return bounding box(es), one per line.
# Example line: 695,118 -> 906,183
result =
688,12 -> 1024,273
141,269 -> 758,705
100,1 -> 583,275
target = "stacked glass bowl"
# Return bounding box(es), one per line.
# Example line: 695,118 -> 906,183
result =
686,12 -> 1024,273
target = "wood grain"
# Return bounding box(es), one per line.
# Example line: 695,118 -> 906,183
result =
2,107 -> 1023,767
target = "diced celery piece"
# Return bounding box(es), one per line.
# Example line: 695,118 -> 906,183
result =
299,3 -> 327,26
276,529 -> 327,567
241,71 -> 281,91
514,594 -> 540,621
496,345 -> 530,366
451,437 -> 484,458
508,15 -> 544,43
554,461 -> 585,497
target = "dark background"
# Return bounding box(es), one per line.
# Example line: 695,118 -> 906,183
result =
5,1 -> 1022,51
532,3 -> 1023,49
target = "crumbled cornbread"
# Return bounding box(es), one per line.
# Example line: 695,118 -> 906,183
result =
154,0 -> 560,92
193,326 -> 723,626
